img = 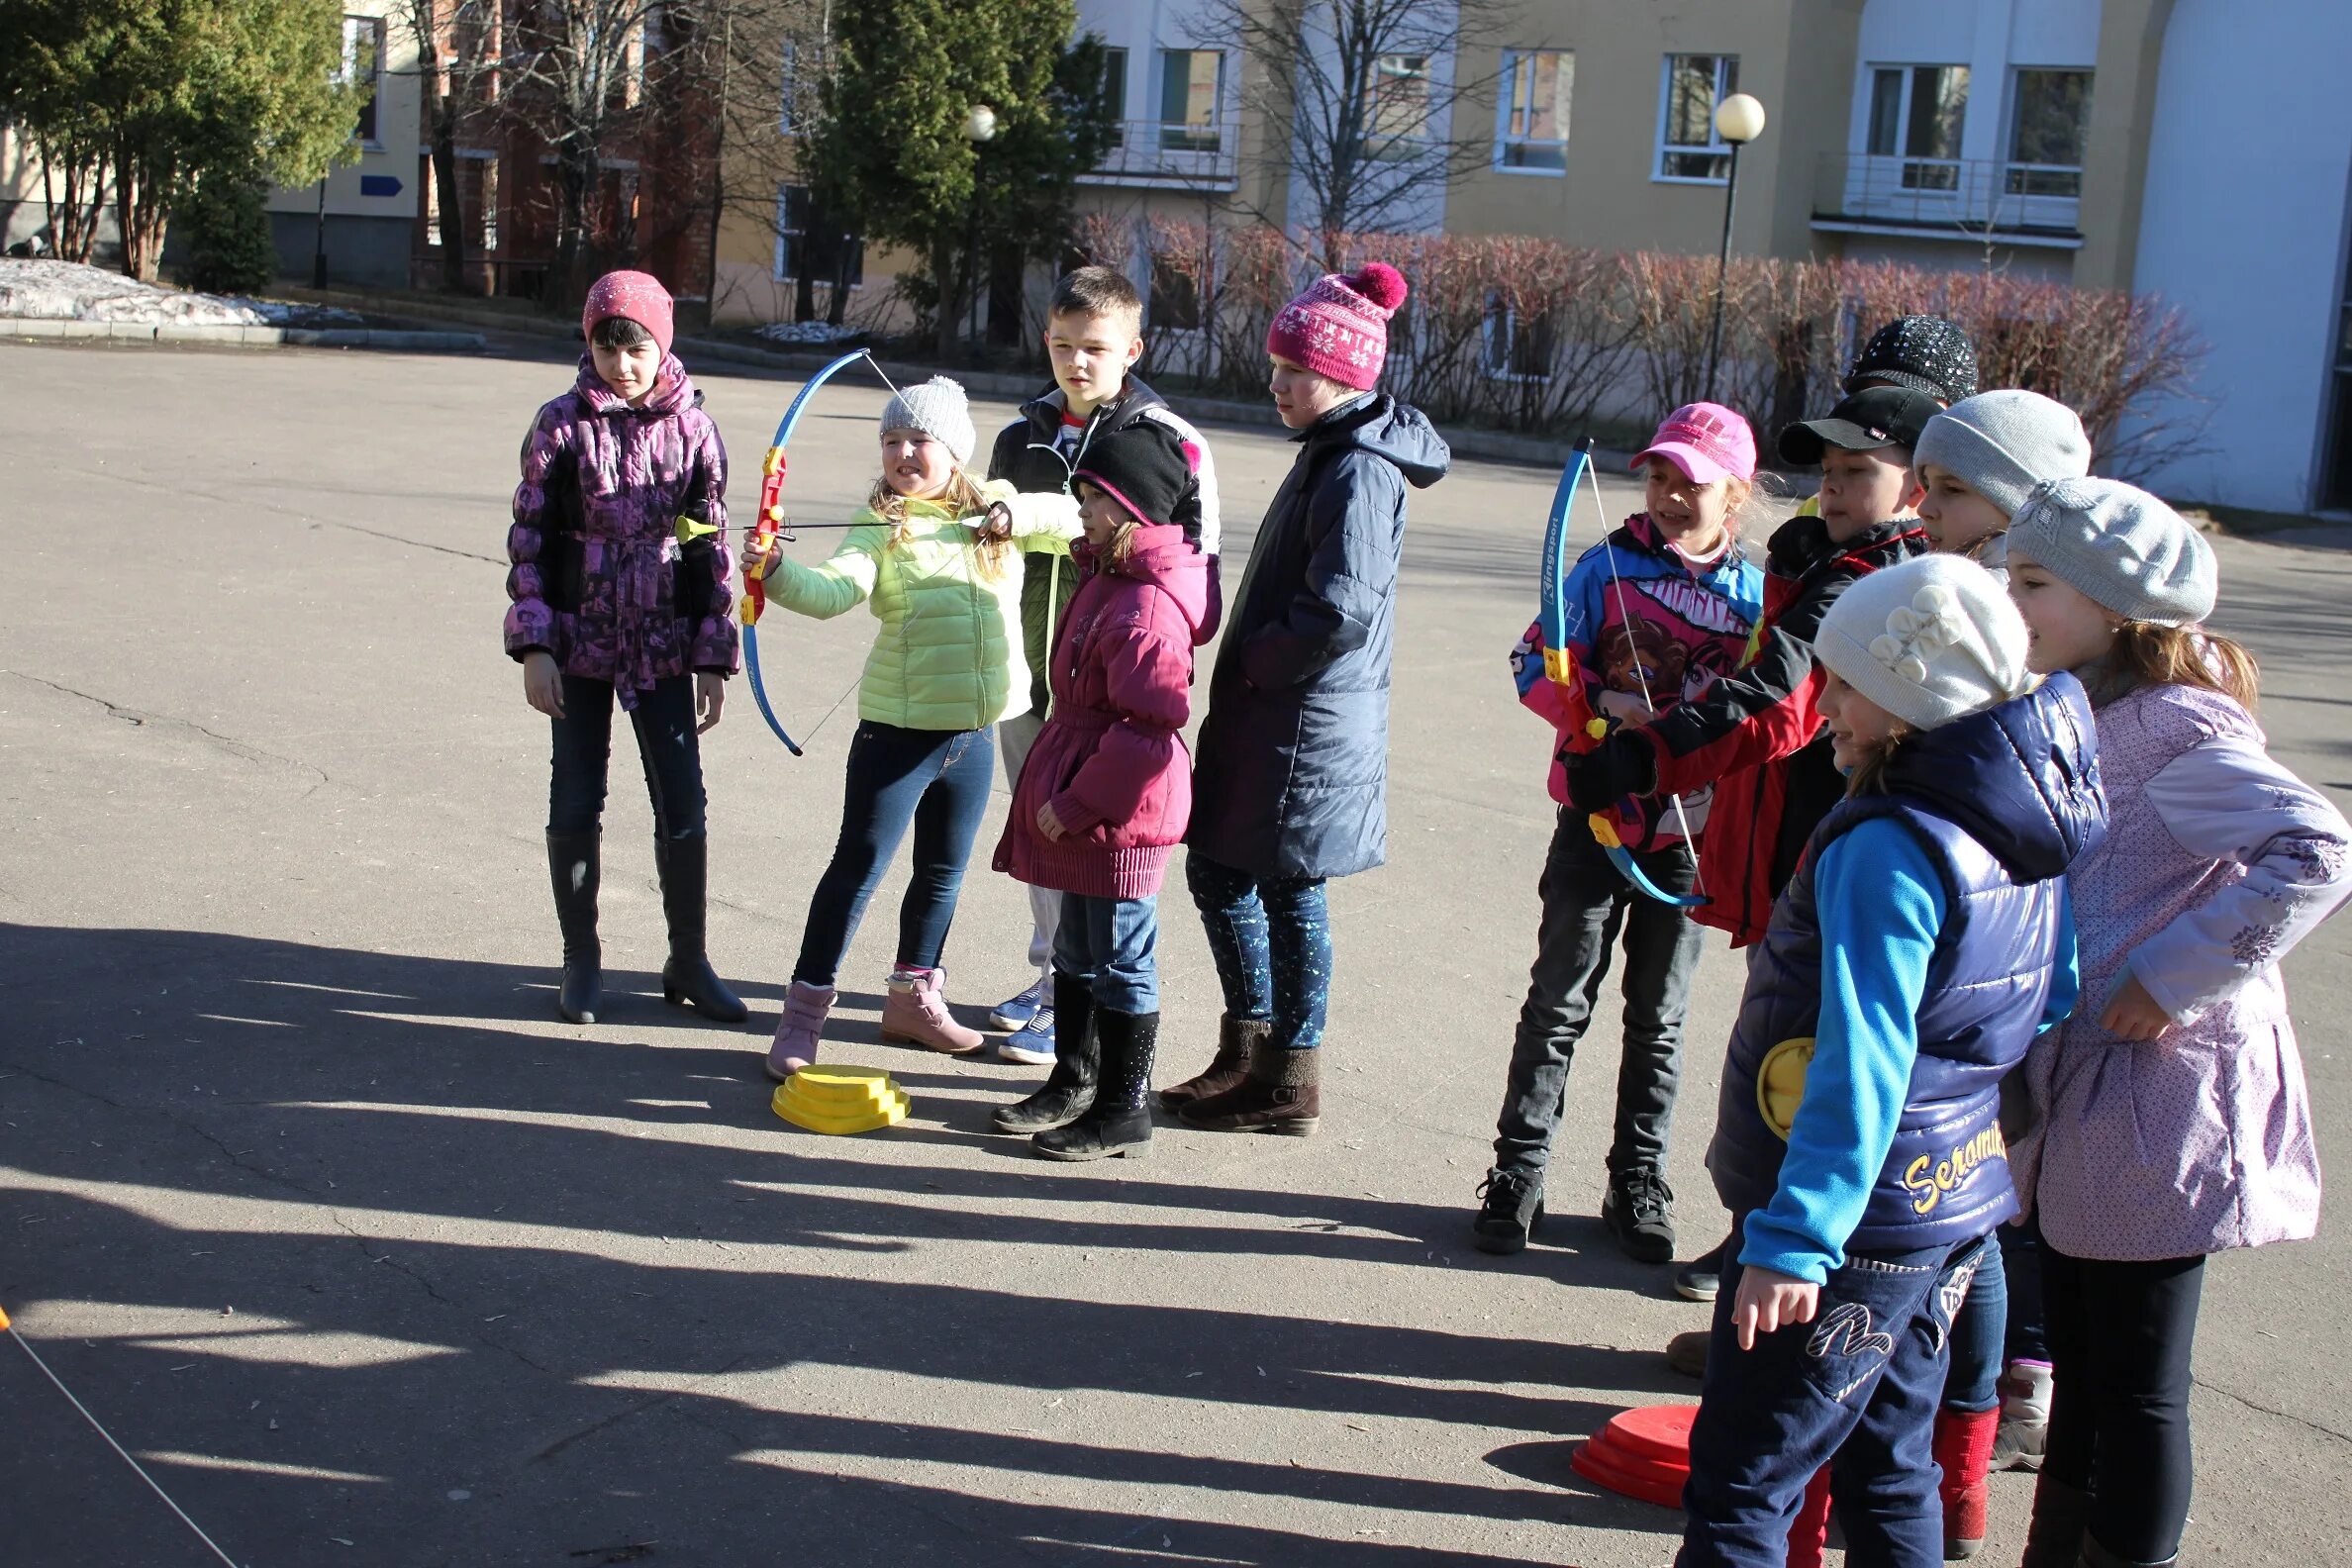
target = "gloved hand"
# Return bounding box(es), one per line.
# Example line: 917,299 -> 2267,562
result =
1564,729 -> 1658,813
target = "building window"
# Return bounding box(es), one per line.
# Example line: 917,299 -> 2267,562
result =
1497,49 -> 1572,172
1158,49 -> 1223,151
342,15 -> 385,147
778,41 -> 797,134
1656,53 -> 1739,182
2007,69 -> 2092,196
1865,64 -> 1970,190
1482,296 -> 1553,381
773,184 -> 863,287
1366,52 -> 1432,156
1097,46 -> 1127,146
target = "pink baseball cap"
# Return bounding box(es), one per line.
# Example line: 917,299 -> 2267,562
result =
1631,402 -> 1757,486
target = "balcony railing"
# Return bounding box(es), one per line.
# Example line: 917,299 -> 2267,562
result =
1080,116 -> 1241,191
1811,151 -> 2084,245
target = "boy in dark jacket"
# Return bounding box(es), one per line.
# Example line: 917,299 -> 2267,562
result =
984,266 -> 1223,1066
1168,261 -> 1448,1136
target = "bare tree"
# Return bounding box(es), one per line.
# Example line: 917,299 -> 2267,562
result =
1192,0 -> 1515,267
388,0 -> 502,292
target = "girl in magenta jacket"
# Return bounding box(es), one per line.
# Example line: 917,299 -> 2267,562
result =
992,422 -> 1213,1161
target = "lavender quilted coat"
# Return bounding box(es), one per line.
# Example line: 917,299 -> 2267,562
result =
2014,682 -> 2347,1261
504,355 -> 739,706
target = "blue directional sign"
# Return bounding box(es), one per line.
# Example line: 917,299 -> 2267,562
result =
359,174 -> 402,198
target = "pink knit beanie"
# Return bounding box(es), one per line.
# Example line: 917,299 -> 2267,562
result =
1266,262 -> 1409,391
582,269 -> 675,357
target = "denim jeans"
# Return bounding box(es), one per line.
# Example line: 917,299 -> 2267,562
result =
1943,1233 -> 2007,1413
998,710 -> 1062,988
1999,1216 -> 2049,1365
1492,806 -> 1705,1179
1680,1219 -> 1987,1568
1055,893 -> 1159,1016
547,673 -> 707,840
2041,1245 -> 2205,1563
1186,851 -> 1329,1049
793,721 -> 995,987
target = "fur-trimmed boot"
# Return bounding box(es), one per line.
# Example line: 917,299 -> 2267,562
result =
1156,1014 -> 1268,1112
655,834 -> 746,1023
1933,1406 -> 2001,1558
1034,1008 -> 1155,1160
765,980 -> 833,1081
879,966 -> 986,1054
993,971 -> 1098,1134
546,831 -> 603,1025
1177,1036 -> 1320,1135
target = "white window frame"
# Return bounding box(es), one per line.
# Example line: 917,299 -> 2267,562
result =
1494,49 -> 1571,175
1862,62 -> 1971,192
342,15 -> 386,150
2004,66 -> 2092,198
1480,295 -> 1552,383
1653,52 -> 1739,185
1156,48 -> 1225,151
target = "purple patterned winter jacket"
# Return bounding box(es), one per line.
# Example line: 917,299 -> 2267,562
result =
504,355 -> 739,707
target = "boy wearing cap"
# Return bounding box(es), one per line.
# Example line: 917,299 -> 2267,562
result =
984,266 -> 1225,1066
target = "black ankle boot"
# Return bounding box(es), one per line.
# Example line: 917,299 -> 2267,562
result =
546,831 -> 602,1025
654,834 -> 745,1023
1034,1009 -> 1156,1160
993,971 -> 1098,1133
2019,1474 -> 2093,1568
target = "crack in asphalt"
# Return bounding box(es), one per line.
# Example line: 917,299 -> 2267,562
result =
83,465 -> 507,566
2193,1372 -> 2352,1446
2,670 -> 332,797
529,1351 -> 759,1466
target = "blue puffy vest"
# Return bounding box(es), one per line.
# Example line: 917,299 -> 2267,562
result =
1709,673 -> 2106,1254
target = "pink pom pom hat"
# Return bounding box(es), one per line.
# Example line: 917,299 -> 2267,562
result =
1266,262 -> 1410,391
582,269 -> 676,357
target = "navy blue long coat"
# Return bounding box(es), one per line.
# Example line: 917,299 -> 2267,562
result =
1187,394 -> 1449,880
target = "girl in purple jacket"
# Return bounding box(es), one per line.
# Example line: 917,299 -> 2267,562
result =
505,271 -> 744,1029
991,423 -> 1212,1160
2006,479 -> 2348,1568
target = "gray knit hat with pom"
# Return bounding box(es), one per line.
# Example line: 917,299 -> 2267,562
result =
881,376 -> 977,466
2007,477 -> 2217,627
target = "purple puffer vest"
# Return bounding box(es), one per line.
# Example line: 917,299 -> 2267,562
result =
503,355 -> 738,707
2013,683 -> 2323,1260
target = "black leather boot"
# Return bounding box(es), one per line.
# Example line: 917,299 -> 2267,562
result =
654,834 -> 746,1023
993,970 -> 1098,1133
546,831 -> 602,1025
2079,1534 -> 2175,1568
1034,1009 -> 1156,1160
2019,1474 -> 2094,1568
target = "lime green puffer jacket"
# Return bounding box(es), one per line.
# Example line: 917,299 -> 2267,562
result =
764,483 -> 1080,732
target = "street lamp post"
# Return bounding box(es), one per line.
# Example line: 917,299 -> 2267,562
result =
1702,91 -> 1767,403
959,103 -> 998,359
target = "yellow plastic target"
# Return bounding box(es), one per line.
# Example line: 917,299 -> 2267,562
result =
1756,1036 -> 1816,1140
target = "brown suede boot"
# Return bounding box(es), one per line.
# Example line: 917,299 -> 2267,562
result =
1177,1039 -> 1319,1135
1156,1014 -> 1267,1112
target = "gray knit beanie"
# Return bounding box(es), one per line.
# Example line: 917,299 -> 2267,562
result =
2007,476 -> 2217,627
881,376 -> 976,466
1815,553 -> 2032,731
1912,390 -> 2092,518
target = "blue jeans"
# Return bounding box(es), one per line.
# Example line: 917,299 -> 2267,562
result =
1055,893 -> 1159,1016
1680,1218 -> 1988,1568
1943,1233 -> 2007,1413
1186,851 -> 1329,1049
547,673 -> 706,839
793,721 -> 995,987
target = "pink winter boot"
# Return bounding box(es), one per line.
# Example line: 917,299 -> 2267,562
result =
765,981 -> 833,1081
880,966 -> 985,1054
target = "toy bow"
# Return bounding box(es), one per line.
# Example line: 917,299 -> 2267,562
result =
739,347 -> 882,755
1539,437 -> 1708,909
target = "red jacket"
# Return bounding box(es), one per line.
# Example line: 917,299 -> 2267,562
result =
1636,514 -> 1926,945
994,525 -> 1212,898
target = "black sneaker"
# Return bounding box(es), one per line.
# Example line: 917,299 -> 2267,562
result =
1675,1235 -> 1729,1302
1472,1167 -> 1545,1255
1602,1168 -> 1676,1264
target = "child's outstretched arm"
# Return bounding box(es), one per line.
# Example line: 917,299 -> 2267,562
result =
1738,819 -> 1942,1317
761,523 -> 887,620
985,482 -> 1081,552
1039,619 -> 1191,837
2112,736 -> 2352,1031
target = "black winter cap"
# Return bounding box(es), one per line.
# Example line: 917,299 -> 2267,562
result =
1073,422 -> 1196,530
1843,315 -> 1978,404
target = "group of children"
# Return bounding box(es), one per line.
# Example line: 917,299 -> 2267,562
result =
505,268 -> 2345,1567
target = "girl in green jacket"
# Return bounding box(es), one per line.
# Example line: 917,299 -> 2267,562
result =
741,377 -> 1079,1071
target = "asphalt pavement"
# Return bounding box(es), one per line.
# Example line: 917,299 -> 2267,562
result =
1,340 -> 2346,1567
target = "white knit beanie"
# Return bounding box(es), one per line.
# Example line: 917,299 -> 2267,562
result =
2007,476 -> 2218,627
1912,390 -> 2091,518
1814,554 -> 2032,731
881,376 -> 977,466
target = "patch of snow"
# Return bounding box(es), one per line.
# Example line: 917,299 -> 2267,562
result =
220,296 -> 364,327
0,258 -> 281,325
753,320 -> 866,346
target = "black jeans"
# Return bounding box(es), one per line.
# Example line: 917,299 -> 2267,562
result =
1492,806 -> 1704,1178
793,720 -> 995,987
2000,1215 -> 2049,1364
547,673 -> 706,840
2041,1244 -> 2205,1562
1681,1219 -> 1985,1567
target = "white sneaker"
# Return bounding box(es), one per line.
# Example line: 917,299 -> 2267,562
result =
988,980 -> 1046,1031
997,1008 -> 1056,1065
